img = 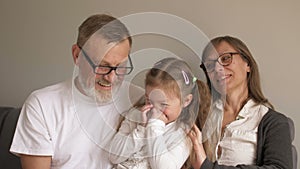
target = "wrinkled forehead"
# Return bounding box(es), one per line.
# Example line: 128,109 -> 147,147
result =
83,34 -> 117,60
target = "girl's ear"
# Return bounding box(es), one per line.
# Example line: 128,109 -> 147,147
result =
183,94 -> 193,108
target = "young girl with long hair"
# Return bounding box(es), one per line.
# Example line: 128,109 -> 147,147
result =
109,57 -> 209,169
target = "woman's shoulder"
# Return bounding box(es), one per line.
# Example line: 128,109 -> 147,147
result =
260,108 -> 289,127
263,109 -> 288,120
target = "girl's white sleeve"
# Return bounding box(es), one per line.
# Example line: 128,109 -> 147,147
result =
108,117 -> 146,164
146,119 -> 191,169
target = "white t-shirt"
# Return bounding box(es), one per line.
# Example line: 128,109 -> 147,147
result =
10,78 -> 143,169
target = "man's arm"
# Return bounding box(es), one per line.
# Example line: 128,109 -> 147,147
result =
20,154 -> 51,169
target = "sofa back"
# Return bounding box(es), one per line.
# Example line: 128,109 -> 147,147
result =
288,117 -> 298,169
0,107 -> 22,169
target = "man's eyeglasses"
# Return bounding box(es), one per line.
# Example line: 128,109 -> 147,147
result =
79,47 -> 133,76
200,52 -> 240,73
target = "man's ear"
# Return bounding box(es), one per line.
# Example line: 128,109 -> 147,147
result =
72,44 -> 81,65
183,94 -> 193,108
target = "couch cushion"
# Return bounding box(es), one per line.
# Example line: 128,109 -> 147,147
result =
0,107 -> 22,169
288,117 -> 298,169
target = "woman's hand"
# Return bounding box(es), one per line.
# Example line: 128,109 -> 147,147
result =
188,124 -> 207,169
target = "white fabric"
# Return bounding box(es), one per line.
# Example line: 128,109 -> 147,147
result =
109,111 -> 191,169
10,78 -> 143,169
204,99 -> 269,166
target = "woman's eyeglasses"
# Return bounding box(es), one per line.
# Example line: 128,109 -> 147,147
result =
200,52 -> 240,73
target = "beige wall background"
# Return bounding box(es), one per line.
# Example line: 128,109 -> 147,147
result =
0,0 -> 299,166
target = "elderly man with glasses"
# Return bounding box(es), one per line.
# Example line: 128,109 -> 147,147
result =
10,14 -> 144,169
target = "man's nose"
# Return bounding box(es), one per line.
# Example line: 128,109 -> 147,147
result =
103,70 -> 117,82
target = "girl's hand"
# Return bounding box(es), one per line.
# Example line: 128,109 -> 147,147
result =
150,107 -> 168,124
188,124 -> 207,169
138,104 -> 153,126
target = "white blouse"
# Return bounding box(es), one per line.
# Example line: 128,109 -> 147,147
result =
203,99 -> 269,166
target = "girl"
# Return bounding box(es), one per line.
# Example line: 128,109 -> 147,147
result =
109,57 -> 205,169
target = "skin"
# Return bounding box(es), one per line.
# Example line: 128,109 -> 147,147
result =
73,37 -> 131,104
207,41 -> 250,128
19,37 -> 131,169
188,124 -> 207,169
20,155 -> 52,169
189,41 -> 251,168
139,86 -> 192,125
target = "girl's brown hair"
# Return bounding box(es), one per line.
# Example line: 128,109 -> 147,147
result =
145,57 -> 199,127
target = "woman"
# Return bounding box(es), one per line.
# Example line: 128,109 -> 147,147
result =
189,36 -> 293,169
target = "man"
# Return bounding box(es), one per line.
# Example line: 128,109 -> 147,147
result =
10,14 -> 143,169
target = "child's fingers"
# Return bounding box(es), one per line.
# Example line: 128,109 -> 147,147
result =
151,107 -> 163,117
149,108 -> 168,123
140,104 -> 153,113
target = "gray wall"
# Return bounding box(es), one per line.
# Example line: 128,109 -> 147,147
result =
1,0 -> 299,166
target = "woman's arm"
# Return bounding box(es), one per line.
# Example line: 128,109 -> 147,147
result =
254,111 -> 293,169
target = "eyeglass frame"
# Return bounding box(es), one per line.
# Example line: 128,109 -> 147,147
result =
78,46 -> 134,75
200,52 -> 241,73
